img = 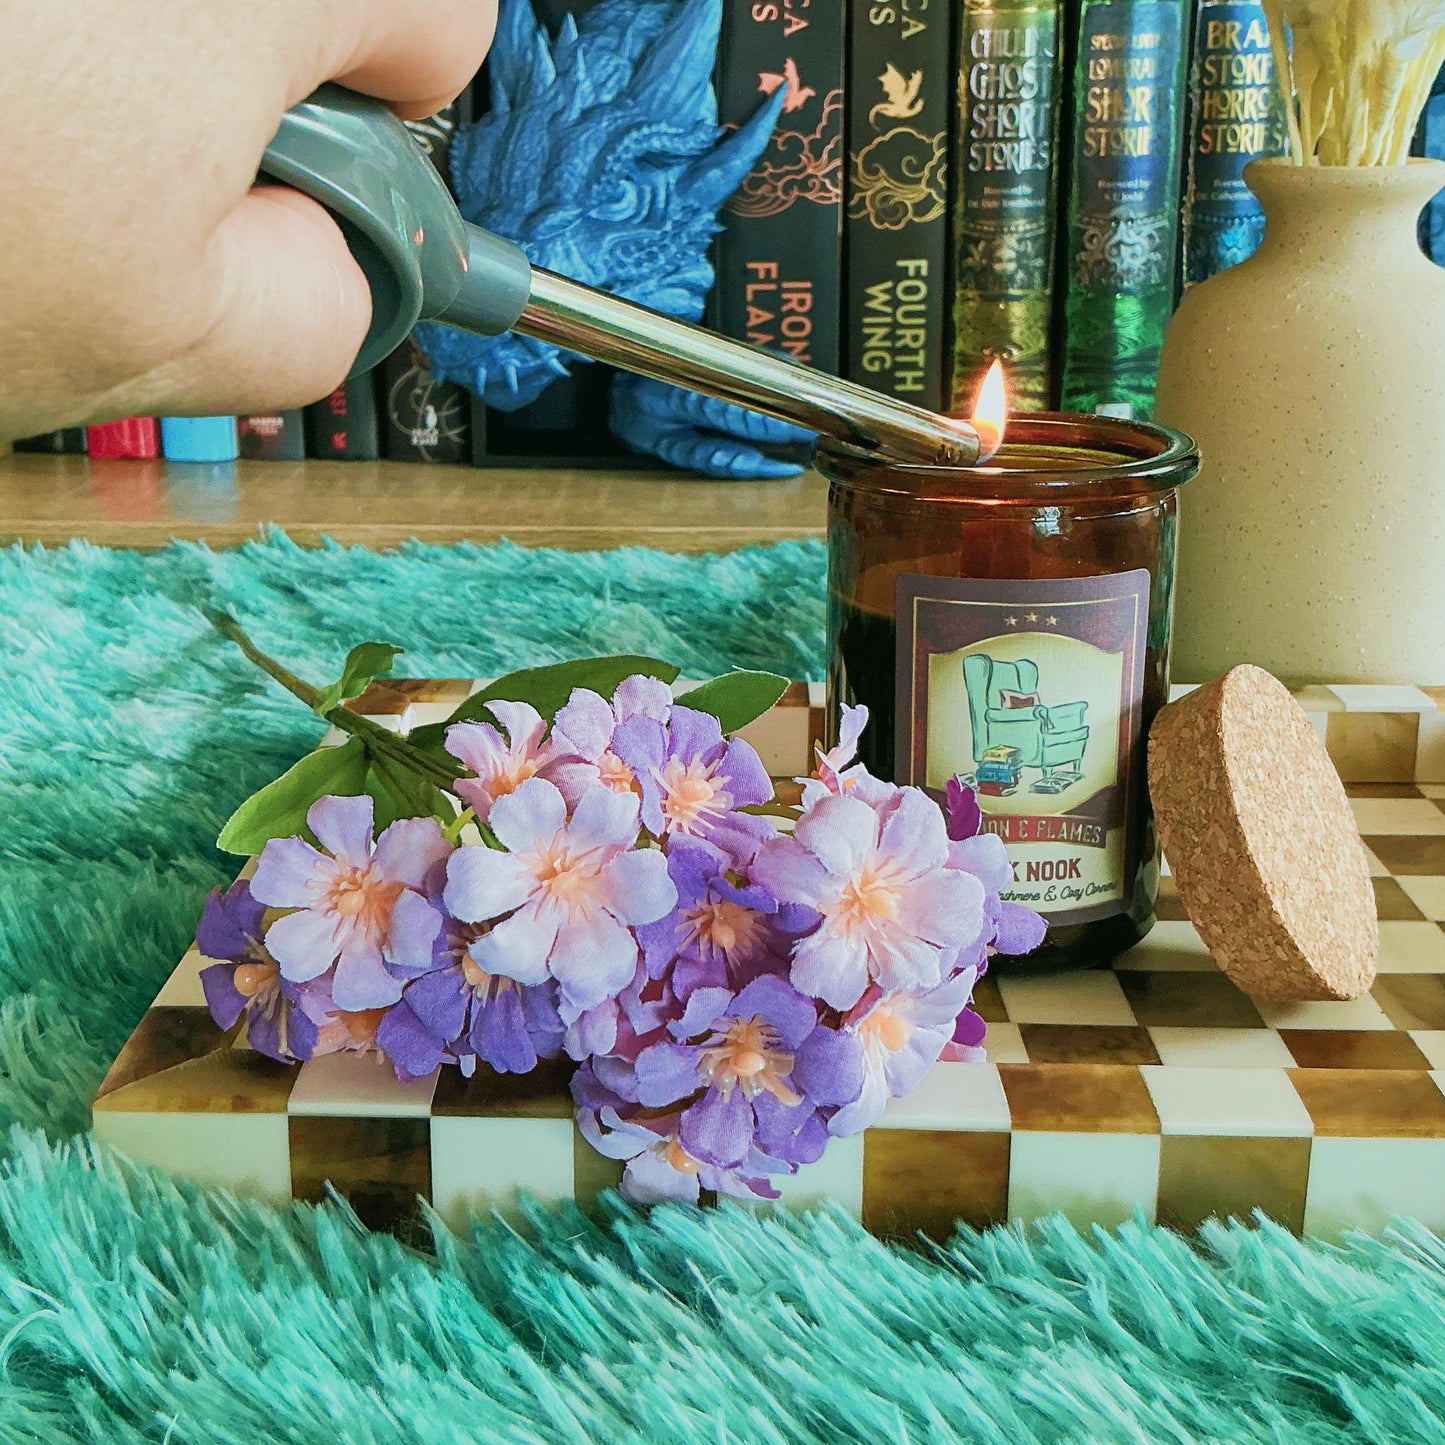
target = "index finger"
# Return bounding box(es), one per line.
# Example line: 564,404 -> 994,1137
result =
316,0 -> 498,119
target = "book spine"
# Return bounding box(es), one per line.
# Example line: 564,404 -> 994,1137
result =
12,428 -> 86,454
844,0 -> 951,410
1179,0 -> 1285,288
304,376 -> 380,461
159,416 -> 239,462
381,98 -> 472,465
948,0 -> 1065,413
1057,0 -> 1190,418
85,418 -> 159,459
714,1 -> 846,373
237,412 -> 306,460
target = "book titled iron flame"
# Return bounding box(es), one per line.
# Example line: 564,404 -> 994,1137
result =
843,0 -> 951,409
1057,0 -> 1190,418
1180,0 -> 1286,288
715,0 -> 846,374
947,0 -> 1065,414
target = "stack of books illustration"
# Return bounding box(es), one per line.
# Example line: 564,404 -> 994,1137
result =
976,744 -> 1025,796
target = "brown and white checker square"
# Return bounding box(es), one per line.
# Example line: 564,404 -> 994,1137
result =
92,682 -> 1445,1241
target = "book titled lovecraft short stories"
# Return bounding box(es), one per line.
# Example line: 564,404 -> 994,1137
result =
1180,0 -> 1285,287
844,0 -> 951,409
948,0 -> 1064,414
716,1 -> 846,374
1058,0 -> 1189,418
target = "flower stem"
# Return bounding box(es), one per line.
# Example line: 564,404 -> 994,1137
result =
205,609 -> 323,709
205,609 -> 463,785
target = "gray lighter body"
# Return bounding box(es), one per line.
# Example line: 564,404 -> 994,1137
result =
259,86 -> 982,468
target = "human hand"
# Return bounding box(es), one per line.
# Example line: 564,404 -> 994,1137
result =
0,0 -> 496,445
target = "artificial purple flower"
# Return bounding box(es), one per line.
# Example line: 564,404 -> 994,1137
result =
572,1065 -> 793,1203
751,788 -> 987,1010
945,773 -> 984,842
635,842 -> 787,994
444,701 -> 567,822
197,879 -> 321,1063
375,885 -> 566,1081
793,967 -> 982,1135
577,1102 -> 789,1204
627,973 -> 822,1171
442,777 -> 676,1018
941,1001 -> 989,1064
611,704 -> 774,864
940,787 -> 1048,962
250,795 -> 449,1012
548,676 -> 673,806
800,702 -> 869,807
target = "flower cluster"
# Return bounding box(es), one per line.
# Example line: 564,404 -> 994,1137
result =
196,680 -> 1044,1204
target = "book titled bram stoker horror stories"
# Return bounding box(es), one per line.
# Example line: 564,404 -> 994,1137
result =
948,0 -> 1064,414
715,1 -> 846,373
843,0 -> 951,410
1180,0 -> 1285,288
1057,0 -> 1189,418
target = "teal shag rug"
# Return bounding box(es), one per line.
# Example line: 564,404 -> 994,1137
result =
4,532 -> 1445,1444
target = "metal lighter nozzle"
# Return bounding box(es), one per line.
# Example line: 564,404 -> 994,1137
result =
260,85 -> 983,469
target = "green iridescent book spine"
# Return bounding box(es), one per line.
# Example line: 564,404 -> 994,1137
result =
948,0 -> 1064,414
1057,0 -> 1190,418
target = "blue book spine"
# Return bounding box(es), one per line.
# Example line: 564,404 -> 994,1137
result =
1179,0 -> 1286,288
160,416 -> 239,462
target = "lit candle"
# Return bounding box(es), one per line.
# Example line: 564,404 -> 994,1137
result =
821,371 -> 1199,975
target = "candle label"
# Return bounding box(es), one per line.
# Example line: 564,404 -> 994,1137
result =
895,569 -> 1149,925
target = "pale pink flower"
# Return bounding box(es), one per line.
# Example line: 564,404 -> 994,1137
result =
799,703 -> 896,809
442,777 -> 676,1017
444,701 -> 565,821
751,788 -> 986,1010
548,676 -> 673,806
250,795 -> 449,1011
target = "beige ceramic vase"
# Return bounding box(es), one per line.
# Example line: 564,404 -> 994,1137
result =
1156,157 -> 1445,685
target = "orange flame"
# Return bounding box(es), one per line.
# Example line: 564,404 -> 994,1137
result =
971,359 -> 1007,460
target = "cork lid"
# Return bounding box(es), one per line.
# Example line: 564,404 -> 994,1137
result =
1148,665 -> 1379,1001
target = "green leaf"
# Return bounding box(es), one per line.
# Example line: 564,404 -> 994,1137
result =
674,671 -> 789,735
216,738 -> 370,856
407,654 -> 681,755
313,641 -> 404,716
364,759 -> 449,833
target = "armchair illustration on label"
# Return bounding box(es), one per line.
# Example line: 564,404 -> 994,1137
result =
959,654 -> 1090,798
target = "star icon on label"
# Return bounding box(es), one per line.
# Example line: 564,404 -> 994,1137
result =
1024,611 -> 1039,623
1004,614 -> 1019,626
1045,614 -> 1059,626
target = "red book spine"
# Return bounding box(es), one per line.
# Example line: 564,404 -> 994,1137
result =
85,418 -> 160,459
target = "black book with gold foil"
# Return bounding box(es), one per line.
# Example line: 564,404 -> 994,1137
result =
715,1 -> 846,374
844,0 -> 951,410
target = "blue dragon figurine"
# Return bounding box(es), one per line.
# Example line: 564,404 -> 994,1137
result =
414,0 -> 812,479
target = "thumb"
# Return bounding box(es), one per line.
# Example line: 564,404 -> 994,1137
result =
114,186 -> 373,419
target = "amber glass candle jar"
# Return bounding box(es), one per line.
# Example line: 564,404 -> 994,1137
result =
822,412 -> 1199,975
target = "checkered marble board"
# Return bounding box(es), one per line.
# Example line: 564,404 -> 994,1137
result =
92,679 -> 1445,1240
